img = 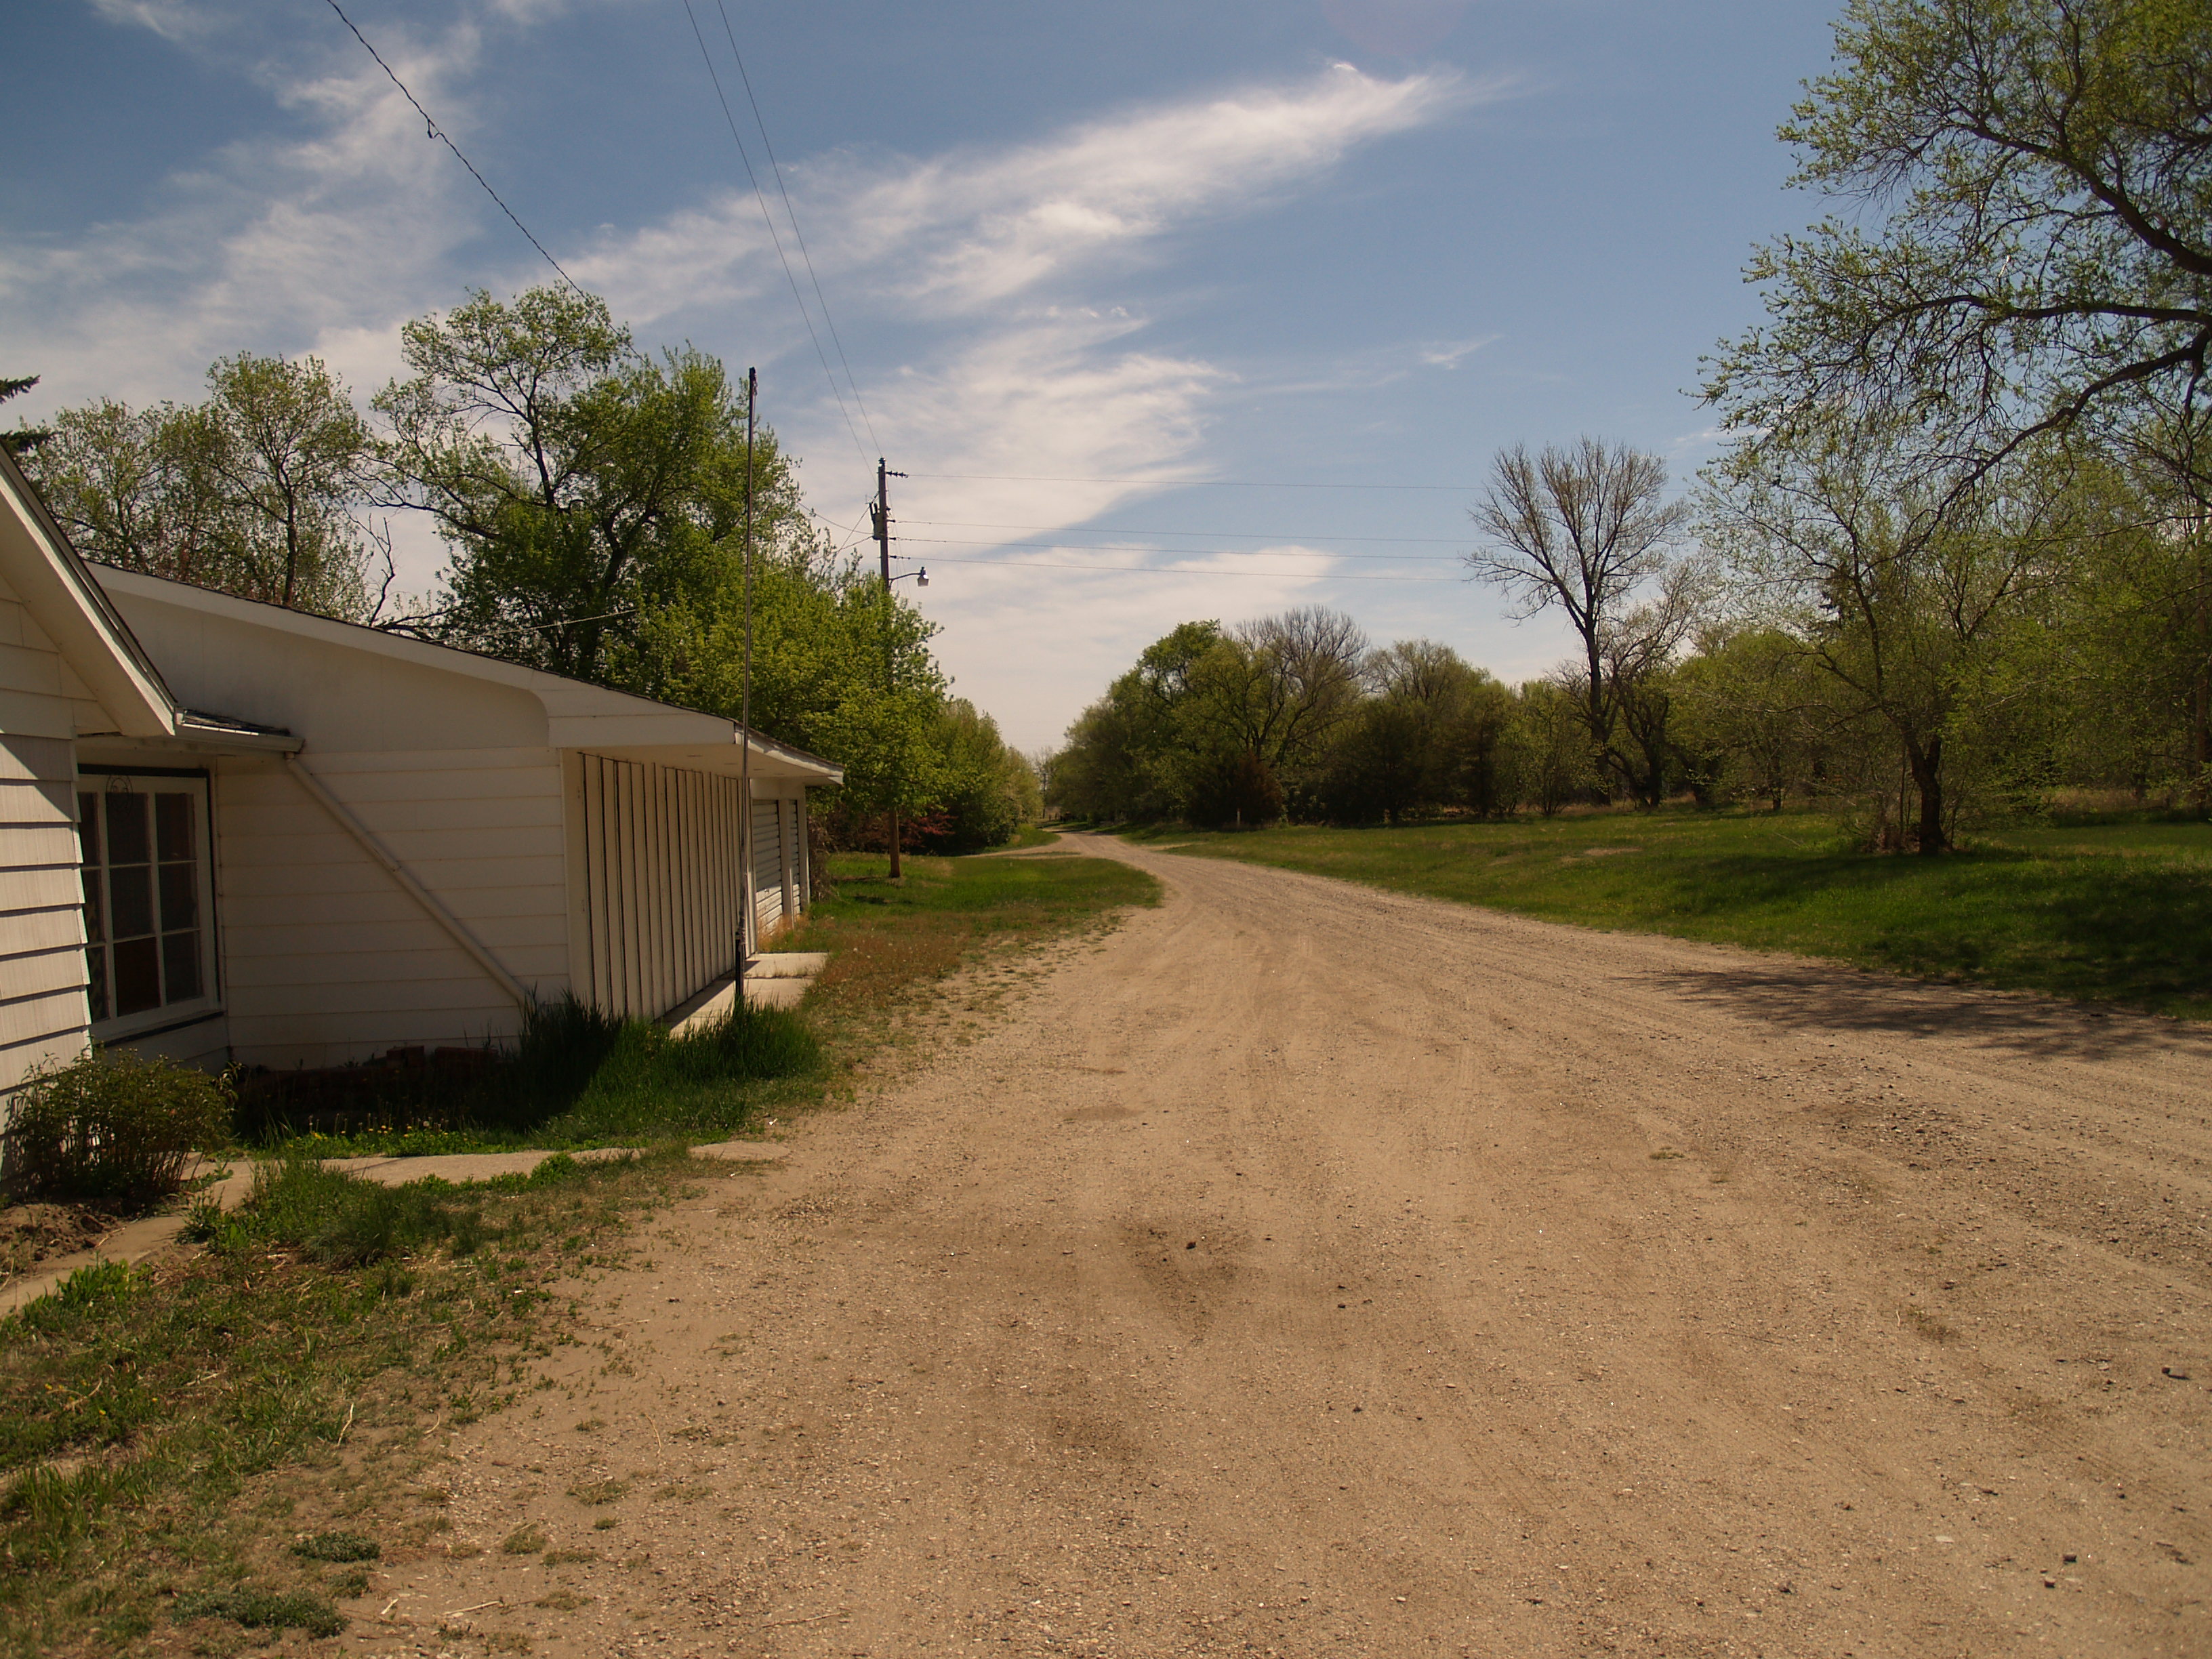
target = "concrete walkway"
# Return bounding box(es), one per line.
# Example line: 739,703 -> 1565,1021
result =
0,1136 -> 796,1319
667,951 -> 830,1027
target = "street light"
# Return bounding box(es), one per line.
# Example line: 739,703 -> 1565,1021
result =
890,567 -> 928,588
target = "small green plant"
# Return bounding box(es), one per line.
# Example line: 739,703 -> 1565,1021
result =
567,1479 -> 628,1506
5,1049 -> 230,1205
501,1525 -> 548,1555
173,1586 -> 344,1637
291,1531 -> 378,1562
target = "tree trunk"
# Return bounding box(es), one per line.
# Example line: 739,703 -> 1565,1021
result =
1906,735 -> 1946,855
2192,571 -> 2209,819
888,806 -> 903,880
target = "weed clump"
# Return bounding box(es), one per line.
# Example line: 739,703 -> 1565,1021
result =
291,1530 -> 379,1562
174,1586 -> 344,1637
227,1157 -> 490,1267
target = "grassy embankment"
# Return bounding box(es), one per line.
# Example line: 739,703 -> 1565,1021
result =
0,844 -> 1155,1656
1123,808 -> 2212,1019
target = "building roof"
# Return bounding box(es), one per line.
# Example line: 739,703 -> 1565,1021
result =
0,446 -> 178,738
94,567 -> 843,785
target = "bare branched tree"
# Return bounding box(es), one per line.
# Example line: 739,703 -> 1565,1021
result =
1468,438 -> 1692,796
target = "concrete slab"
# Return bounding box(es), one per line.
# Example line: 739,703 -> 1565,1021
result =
669,964 -> 816,1031
327,1146 -> 638,1186
689,1138 -> 797,1163
750,953 -> 830,979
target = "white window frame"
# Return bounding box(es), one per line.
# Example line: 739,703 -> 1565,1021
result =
79,769 -> 222,1042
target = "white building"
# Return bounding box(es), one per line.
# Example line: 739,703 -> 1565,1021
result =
0,446 -> 838,1094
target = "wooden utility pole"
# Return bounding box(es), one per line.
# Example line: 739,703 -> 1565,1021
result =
872,456 -> 903,879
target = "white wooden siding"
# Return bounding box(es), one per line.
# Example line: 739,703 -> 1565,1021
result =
0,567 -> 94,1097
209,747 -> 570,1067
573,753 -> 750,1019
752,798 -> 786,937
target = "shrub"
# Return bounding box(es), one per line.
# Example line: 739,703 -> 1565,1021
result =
4,1050 -> 230,1204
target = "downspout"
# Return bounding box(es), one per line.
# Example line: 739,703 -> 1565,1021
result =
283,753 -> 531,1011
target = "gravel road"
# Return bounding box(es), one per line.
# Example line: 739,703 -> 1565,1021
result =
375,835 -> 2212,1658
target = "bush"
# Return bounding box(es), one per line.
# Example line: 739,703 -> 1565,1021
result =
4,1050 -> 230,1204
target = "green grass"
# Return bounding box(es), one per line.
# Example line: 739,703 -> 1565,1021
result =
785,848 -> 1160,1036
1122,808 -> 2212,1019
0,1149 -> 716,1656
245,999 -> 827,1157
1005,823 -> 1064,849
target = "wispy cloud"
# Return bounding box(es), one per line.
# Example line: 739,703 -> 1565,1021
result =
1418,334 -> 1498,369
582,62 -> 1490,324
6,30 -> 1486,743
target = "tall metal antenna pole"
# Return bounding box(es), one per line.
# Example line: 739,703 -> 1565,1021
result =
737,367 -> 757,1002
873,456 -> 903,880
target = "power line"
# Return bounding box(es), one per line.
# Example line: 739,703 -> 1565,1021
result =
904,518 -> 1470,545
899,553 -> 1466,583
713,0 -> 879,453
678,0 -> 870,463
905,472 -> 1485,490
321,0 -> 587,299
898,535 -> 1462,562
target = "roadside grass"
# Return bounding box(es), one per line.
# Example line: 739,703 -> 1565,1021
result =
1004,823 -> 1063,850
247,1000 -> 828,1158
779,849 -> 1160,1057
0,1148 -> 716,1657
1122,807 -> 2212,1019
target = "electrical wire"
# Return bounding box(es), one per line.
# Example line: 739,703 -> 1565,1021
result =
321,0 -> 588,299
897,553 -> 1465,583
897,535 -> 1462,562
713,0 -> 879,454
678,0 -> 870,462
904,472 -> 1484,490
903,518 -> 1469,545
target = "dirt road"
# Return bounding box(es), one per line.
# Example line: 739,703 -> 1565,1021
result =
376,836 -> 2212,1658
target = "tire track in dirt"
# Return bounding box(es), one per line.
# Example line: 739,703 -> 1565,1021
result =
372,837 -> 2212,1658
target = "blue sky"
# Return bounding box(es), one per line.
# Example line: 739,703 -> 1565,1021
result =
3,0 -> 1836,750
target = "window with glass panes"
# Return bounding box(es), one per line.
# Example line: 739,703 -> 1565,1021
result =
77,774 -> 216,1027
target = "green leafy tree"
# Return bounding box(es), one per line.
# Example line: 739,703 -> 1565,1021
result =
914,700 -> 1041,851
376,286 -> 793,682
1703,412 -> 2077,850
1317,640 -> 1514,821
1672,626 -> 1841,810
28,356 -> 379,617
1704,0 -> 2212,497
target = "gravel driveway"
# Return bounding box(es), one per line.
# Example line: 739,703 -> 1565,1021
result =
375,834 -> 2212,1658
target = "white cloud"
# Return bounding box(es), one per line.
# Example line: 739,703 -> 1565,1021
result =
3,15 -> 495,413
7,34 -> 1488,729
85,0 -> 228,41
1418,334 -> 1498,369
583,62 -> 1490,329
